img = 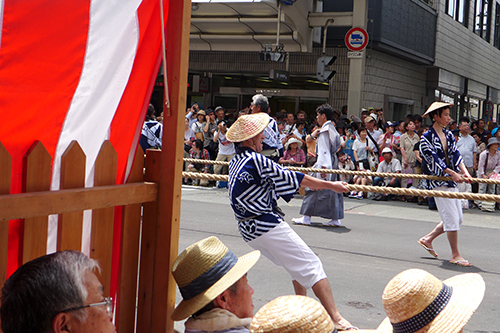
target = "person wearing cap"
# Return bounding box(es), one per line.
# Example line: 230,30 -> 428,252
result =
250,295 -> 335,333
139,104 -> 163,151
278,137 -> 305,167
364,115 -> 382,156
215,106 -> 226,123
293,104 -> 346,227
373,147 -> 402,195
226,112 -> 356,331
417,102 -> 473,267
373,268 -> 485,333
171,236 -> 260,333
250,94 -> 280,161
474,137 -> 500,211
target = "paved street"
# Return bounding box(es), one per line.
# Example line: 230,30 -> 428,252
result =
176,185 -> 500,332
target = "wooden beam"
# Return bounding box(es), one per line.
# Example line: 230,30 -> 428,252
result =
0,142 -> 11,286
0,183 -> 158,222
152,0 -> 191,332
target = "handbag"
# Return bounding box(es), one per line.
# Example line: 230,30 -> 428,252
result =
368,151 -> 378,172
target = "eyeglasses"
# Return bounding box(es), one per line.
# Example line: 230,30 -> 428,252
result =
61,297 -> 113,317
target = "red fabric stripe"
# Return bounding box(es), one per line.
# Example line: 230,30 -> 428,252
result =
108,0 -> 167,298
0,0 -> 90,275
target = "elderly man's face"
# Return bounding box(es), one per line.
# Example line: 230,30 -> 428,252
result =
287,114 -> 295,124
225,275 -> 254,319
383,152 -> 392,163
216,109 -> 225,119
66,270 -> 115,333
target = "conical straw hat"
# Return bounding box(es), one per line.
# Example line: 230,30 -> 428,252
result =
376,269 -> 485,333
422,102 -> 453,118
250,295 -> 335,333
226,113 -> 270,142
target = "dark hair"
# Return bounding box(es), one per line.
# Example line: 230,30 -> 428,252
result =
316,104 -> 335,121
358,125 -> 367,134
296,119 -> 306,127
427,107 -> 447,122
413,114 -> 423,123
459,117 -> 470,126
336,150 -> 345,158
146,104 -> 156,120
193,139 -> 203,150
404,120 -> 415,130
1,251 -> 99,333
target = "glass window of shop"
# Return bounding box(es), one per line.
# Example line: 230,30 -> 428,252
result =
494,2 -> 500,48
446,0 -> 469,26
474,0 -> 491,41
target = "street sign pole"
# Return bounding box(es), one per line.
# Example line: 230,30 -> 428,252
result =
346,0 -> 369,119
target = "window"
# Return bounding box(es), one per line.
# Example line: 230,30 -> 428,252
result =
474,0 -> 491,41
494,3 -> 500,48
446,0 -> 469,26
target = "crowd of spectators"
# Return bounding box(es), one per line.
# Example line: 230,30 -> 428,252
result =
145,101 -> 500,211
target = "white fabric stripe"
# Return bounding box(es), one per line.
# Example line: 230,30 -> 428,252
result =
48,0 -> 142,254
0,0 -> 4,52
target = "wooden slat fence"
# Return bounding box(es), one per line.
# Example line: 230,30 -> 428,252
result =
0,139 -> 162,333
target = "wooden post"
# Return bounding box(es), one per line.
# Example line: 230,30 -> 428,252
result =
137,149 -> 161,332
58,141 -> 85,251
91,141 -> 117,295
0,142 -> 11,285
22,141 -> 51,263
117,145 -> 144,333
152,0 -> 191,331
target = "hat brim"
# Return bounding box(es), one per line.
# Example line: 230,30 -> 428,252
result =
285,139 -> 303,150
376,273 -> 485,333
226,113 -> 270,142
171,250 -> 261,321
422,102 -> 454,118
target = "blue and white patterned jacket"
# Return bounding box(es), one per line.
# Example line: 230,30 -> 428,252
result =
229,147 -> 304,241
420,126 -> 463,189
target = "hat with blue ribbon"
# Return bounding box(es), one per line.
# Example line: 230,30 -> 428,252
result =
171,236 -> 260,320
376,269 -> 484,333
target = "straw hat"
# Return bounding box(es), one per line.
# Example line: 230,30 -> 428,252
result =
376,269 -> 485,333
226,113 -> 270,142
487,137 -> 499,147
171,236 -> 260,321
284,137 -> 303,150
422,102 -> 453,118
249,295 -> 335,333
197,110 -> 206,116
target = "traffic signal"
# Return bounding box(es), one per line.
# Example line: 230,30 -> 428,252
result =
316,56 -> 337,82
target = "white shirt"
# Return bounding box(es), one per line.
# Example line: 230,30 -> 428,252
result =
215,130 -> 235,155
457,133 -> 477,168
352,138 -> 376,161
376,158 -> 402,181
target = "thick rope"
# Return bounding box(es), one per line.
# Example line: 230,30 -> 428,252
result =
182,158 -> 500,185
182,171 -> 500,203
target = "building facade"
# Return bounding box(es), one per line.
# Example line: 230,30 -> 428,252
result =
182,0 -> 500,122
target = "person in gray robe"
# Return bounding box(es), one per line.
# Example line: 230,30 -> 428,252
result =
292,104 -> 344,226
